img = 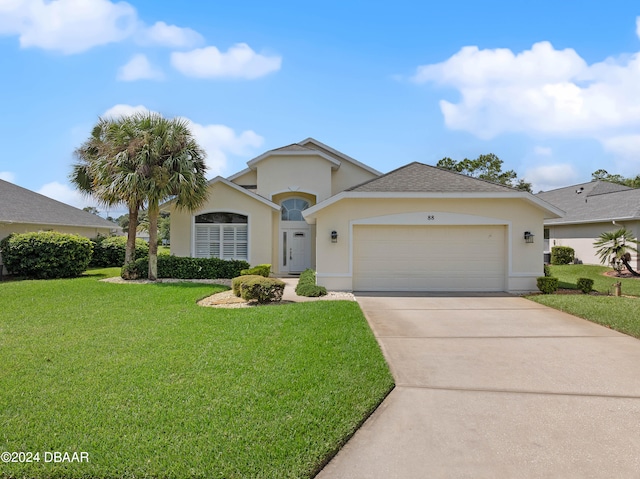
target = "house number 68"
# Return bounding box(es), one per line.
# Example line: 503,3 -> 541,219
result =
427,215 -> 435,220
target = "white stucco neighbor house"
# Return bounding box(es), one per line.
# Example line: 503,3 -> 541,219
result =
537,181 -> 640,269
169,138 -> 563,292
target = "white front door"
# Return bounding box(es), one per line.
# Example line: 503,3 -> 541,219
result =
282,228 -> 311,274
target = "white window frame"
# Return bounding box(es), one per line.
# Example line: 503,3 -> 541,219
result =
193,212 -> 249,261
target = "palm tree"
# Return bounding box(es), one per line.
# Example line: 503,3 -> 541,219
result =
128,112 -> 208,280
71,117 -> 145,265
593,228 -> 640,276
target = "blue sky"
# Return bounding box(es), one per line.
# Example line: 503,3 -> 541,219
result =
1,0 -> 640,216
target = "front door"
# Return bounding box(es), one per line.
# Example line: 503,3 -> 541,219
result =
282,228 -> 311,274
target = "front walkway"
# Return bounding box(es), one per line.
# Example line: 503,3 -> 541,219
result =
317,292 -> 640,478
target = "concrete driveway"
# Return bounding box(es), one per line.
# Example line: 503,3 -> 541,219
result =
316,292 -> 640,479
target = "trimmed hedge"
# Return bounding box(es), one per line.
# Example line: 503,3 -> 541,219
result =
295,268 -> 327,297
577,277 -> 594,294
536,276 -> 559,294
0,231 -> 92,279
240,264 -> 271,278
232,275 -> 263,297
90,236 -> 149,267
551,246 -> 575,265
239,276 -> 285,303
121,256 -> 249,280
543,264 -> 551,277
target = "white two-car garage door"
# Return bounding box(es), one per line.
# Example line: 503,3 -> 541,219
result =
353,225 -> 506,291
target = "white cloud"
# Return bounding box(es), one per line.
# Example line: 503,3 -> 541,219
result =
171,43 -> 282,79
525,164 -> 579,192
182,122 -> 264,175
37,181 -> 94,209
117,54 -> 163,81
139,21 -> 203,48
102,103 -> 150,118
0,171 -> 16,182
0,0 -> 137,54
412,20 -> 640,159
100,104 -> 264,175
636,16 -> 640,39
533,146 -> 552,156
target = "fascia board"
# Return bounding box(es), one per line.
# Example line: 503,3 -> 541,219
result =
304,191 -> 564,220
247,149 -> 341,170
298,137 -> 382,176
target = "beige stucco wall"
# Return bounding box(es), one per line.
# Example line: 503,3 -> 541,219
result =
230,169 -> 257,186
548,221 -> 640,269
330,160 -> 379,195
311,197 -> 546,292
170,181 -> 276,267
255,155 -> 334,202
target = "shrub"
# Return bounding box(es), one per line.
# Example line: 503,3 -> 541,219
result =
90,236 -> 149,267
551,246 -> 575,265
121,256 -> 249,280
0,231 -> 92,279
577,277 -> 594,294
240,264 -> 271,278
239,276 -> 285,303
536,276 -> 559,294
232,275 -> 263,297
295,268 -> 327,297
543,264 -> 551,277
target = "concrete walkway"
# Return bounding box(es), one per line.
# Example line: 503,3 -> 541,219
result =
316,292 -> 640,479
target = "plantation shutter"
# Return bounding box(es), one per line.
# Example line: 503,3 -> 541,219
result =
194,220 -> 248,261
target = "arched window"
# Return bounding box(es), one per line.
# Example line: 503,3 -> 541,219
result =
281,198 -> 310,221
195,212 -> 248,260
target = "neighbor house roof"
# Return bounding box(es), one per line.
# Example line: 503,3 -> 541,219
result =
536,181 -> 640,225
305,162 -> 563,221
0,179 -> 118,230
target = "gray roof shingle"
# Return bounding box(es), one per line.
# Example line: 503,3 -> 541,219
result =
536,181 -> 640,224
347,162 -> 518,193
0,179 -> 118,229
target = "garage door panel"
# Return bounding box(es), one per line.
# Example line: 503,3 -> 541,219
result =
353,225 -> 505,291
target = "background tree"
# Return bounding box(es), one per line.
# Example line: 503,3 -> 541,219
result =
71,117 -> 145,265
593,228 -> 639,276
437,154 -> 532,192
591,169 -> 640,188
82,206 -> 100,215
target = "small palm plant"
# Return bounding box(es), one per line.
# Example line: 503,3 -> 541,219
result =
593,228 -> 640,276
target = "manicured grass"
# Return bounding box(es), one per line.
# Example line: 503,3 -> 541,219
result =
528,264 -> 640,339
545,264 -> 640,296
0,269 -> 393,479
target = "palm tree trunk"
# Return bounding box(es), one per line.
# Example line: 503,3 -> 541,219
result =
148,202 -> 159,281
621,256 -> 640,276
125,206 -> 139,265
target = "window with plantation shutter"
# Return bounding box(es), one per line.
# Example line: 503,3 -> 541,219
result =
194,213 -> 248,260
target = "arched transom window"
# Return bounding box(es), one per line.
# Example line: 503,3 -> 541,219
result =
195,212 -> 248,260
281,198 -> 310,221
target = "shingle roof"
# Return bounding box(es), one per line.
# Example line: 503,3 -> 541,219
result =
536,181 -> 640,224
0,179 -> 118,229
347,162 -> 517,193
270,144 -> 315,153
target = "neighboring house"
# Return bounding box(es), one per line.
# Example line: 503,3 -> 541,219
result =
0,178 -> 120,244
537,181 -> 640,269
169,138 -> 562,292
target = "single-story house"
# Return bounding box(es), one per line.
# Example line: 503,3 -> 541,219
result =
169,138 -> 562,292
536,181 -> 640,269
0,178 -> 120,243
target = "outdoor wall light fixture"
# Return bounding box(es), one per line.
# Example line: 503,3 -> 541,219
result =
331,230 -> 338,243
524,231 -> 535,243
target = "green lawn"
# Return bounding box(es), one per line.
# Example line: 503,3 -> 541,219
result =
528,264 -> 640,339
0,269 -> 393,479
